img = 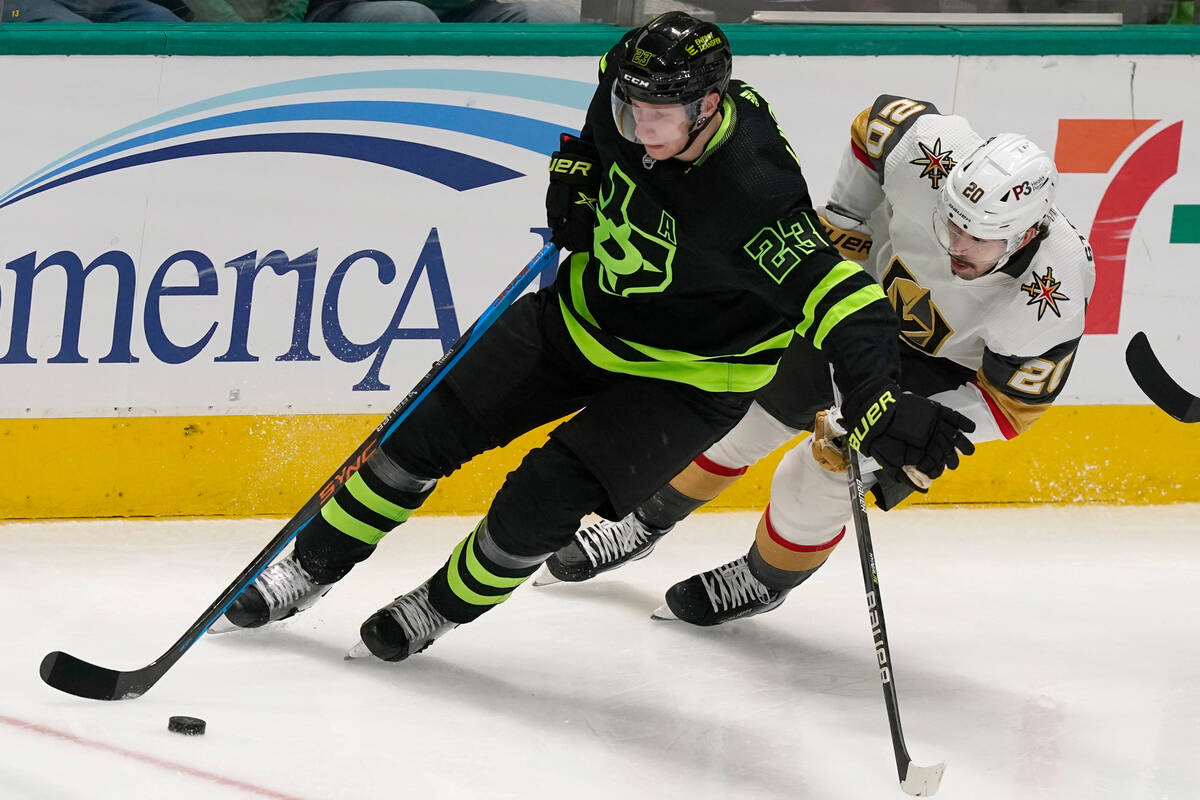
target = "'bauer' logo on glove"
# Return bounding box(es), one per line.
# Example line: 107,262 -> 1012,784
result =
549,155 -> 596,179
546,133 -> 602,253
841,378 -> 975,491
846,390 -> 896,452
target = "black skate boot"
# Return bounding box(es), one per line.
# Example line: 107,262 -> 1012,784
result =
347,579 -> 458,662
210,553 -> 332,633
652,555 -> 787,626
532,513 -> 670,586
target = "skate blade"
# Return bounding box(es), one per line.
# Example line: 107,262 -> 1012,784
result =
650,603 -> 678,621
344,640 -> 374,661
207,616 -> 240,635
530,565 -> 562,587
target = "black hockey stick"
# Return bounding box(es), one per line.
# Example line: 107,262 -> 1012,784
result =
829,371 -> 944,795
843,448 -> 945,796
39,242 -> 560,701
1125,331 -> 1200,423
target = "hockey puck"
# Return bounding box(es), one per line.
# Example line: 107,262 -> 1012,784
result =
167,716 -> 206,736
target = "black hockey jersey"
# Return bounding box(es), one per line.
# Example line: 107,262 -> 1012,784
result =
552,37 -> 900,396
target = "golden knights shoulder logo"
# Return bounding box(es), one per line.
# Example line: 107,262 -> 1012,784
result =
1020,266 -> 1070,320
881,256 -> 954,354
909,138 -> 956,189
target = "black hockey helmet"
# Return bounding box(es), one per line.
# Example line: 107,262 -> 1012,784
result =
611,12 -> 732,151
615,11 -> 732,107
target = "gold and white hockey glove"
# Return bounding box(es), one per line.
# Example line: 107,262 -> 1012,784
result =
817,205 -> 873,263
811,409 -> 850,473
811,406 -> 940,491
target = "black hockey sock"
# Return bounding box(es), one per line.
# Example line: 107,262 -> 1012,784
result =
297,451 -> 437,584
428,519 -> 546,624
635,483 -> 707,533
746,542 -> 820,593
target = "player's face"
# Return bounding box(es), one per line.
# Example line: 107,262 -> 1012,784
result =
628,99 -> 692,158
944,221 -> 1009,280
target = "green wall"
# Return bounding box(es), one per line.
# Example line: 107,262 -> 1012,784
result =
0,23 -> 1198,56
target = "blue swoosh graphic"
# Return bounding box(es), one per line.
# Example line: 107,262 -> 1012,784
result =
0,133 -> 521,211
6,70 -> 592,199
3,101 -> 570,204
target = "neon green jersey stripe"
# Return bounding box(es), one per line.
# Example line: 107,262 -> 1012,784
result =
568,252 -> 600,327
693,96 -> 736,165
623,326 -> 792,363
558,297 -> 780,392
794,261 -> 861,340
320,496 -> 387,545
561,255 -> 796,364
812,283 -> 888,349
446,535 -> 513,606
345,471 -> 413,523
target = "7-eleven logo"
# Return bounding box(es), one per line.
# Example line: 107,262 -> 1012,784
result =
1056,119 -> 1184,334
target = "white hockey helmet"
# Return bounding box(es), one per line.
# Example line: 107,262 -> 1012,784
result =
935,133 -> 1058,268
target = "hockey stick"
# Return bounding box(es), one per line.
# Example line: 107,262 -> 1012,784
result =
830,376 -> 944,795
1125,331 -> 1200,423
843,447 -> 945,796
39,241 -> 560,701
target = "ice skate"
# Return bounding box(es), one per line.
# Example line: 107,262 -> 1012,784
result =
651,555 -> 787,626
210,553 -> 331,633
532,513 -> 668,586
348,579 -> 457,662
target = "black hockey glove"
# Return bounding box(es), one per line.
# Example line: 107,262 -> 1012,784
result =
546,133 -> 601,253
841,378 -> 976,491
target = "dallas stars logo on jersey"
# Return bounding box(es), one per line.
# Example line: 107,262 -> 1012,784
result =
593,164 -> 678,297
1021,266 -> 1070,320
909,138 -> 957,189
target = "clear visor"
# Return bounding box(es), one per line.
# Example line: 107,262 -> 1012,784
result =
931,204 -> 1013,275
610,83 -> 703,146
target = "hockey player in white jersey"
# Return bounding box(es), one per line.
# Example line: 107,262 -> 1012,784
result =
534,95 -> 1096,626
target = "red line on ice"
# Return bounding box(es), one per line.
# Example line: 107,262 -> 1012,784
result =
0,712 -> 308,800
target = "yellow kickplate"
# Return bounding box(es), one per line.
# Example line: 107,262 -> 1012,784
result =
0,405 -> 1195,520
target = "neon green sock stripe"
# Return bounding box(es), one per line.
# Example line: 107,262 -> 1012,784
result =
464,535 -> 528,589
795,261 -> 859,338
812,284 -> 888,349
320,496 -> 388,545
446,535 -> 514,606
345,472 -> 414,523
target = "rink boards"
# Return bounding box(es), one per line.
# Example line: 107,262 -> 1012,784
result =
0,404 -> 1196,519
1,38 -> 1198,516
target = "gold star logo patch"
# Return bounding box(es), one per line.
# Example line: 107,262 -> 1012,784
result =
1021,266 -> 1070,320
909,138 -> 957,189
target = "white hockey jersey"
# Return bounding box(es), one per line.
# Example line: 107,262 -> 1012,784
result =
822,95 -> 1096,443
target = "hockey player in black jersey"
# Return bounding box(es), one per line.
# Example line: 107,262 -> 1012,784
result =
535,98 -> 1096,628
212,14 -> 973,663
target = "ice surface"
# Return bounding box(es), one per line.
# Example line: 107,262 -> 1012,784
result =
3,505 -> 1198,799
